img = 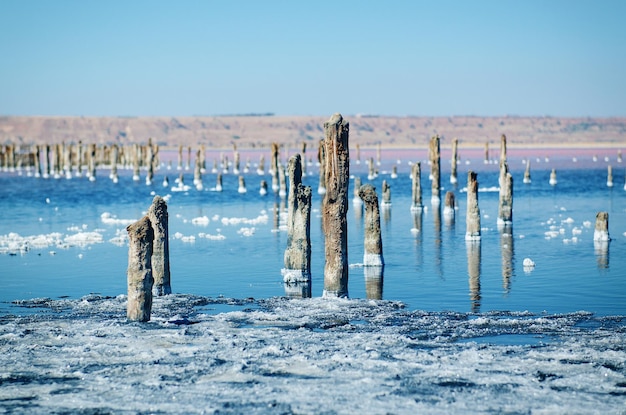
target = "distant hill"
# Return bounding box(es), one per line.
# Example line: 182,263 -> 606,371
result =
1,115 -> 624,149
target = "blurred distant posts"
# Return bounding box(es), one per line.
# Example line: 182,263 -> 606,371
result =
450,137 -> 459,185
429,135 -> 441,205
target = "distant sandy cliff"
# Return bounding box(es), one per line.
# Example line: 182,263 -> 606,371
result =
1,115 -> 624,149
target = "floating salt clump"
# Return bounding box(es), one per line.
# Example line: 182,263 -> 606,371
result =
180,235 -> 196,243
237,227 -> 255,237
191,216 -> 210,226
523,257 -> 535,272
101,212 -> 136,225
583,221 -> 592,228
563,217 -> 575,224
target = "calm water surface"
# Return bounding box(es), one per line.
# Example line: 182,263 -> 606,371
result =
1,147 -> 625,414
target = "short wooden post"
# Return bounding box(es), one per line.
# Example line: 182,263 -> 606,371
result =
358,184 -> 384,266
465,171 -> 481,241
148,196 -> 171,296
283,154 -> 312,284
127,216 -> 154,322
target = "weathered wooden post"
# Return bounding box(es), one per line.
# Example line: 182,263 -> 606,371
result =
444,190 -> 455,223
549,168 -> 557,186
322,113 -> 350,297
222,154 -> 229,174
43,144 -> 51,179
497,164 -> 513,226
199,144 -> 206,173
430,135 -> 441,205
145,142 -> 154,185
318,139 -> 326,195
257,155 -> 265,175
301,142 -> 307,176
358,184 -> 384,266
593,212 -> 610,241
132,144 -> 140,181
278,163 -> 287,197
34,145 -> 41,178
88,143 -> 96,182
186,146 -> 192,171
593,211 -> 610,269
238,176 -> 247,193
391,165 -> 398,179
450,138 -> 458,184
352,176 -> 363,206
54,144 -> 62,179
381,180 -> 391,207
260,180 -> 268,196
110,144 -> 119,183
465,171 -> 481,241
233,150 -> 240,175
271,142 -> 280,192
355,143 -> 361,165
76,141 -> 83,177
499,134 -> 507,165
193,150 -> 203,190
367,157 -> 376,180
215,173 -> 223,192
148,196 -> 171,296
484,142 -> 489,164
523,159 -> 531,183
63,142 -> 73,179
282,154 -> 312,286
411,162 -> 423,211
607,165 -> 613,187
177,145 -> 183,170
127,216 -> 154,322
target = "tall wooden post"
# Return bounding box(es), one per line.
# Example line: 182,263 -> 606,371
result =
322,113 -> 350,297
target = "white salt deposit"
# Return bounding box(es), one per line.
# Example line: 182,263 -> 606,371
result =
237,227 -> 255,237
221,213 -> 268,226
191,216 -> 210,226
101,212 -> 136,225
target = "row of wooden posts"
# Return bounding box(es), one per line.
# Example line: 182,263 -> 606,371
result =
122,114 -> 612,321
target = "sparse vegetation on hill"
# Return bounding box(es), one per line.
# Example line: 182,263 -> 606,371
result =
0,115 -> 624,149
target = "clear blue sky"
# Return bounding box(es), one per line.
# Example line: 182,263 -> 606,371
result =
1,0 -> 624,117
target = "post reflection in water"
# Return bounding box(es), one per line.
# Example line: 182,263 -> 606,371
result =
284,281 -> 312,298
364,266 -> 384,300
383,204 -> 391,228
594,240 -> 610,269
433,203 -> 442,277
411,210 -> 423,269
466,241 -> 481,313
500,225 -> 514,293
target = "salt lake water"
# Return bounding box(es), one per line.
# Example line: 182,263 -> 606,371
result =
1,146 -> 625,414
